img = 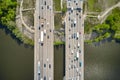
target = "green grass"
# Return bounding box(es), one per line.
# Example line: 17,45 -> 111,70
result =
54,13 -> 62,30
53,0 -> 61,11
54,41 -> 65,46
87,0 -> 120,12
62,2 -> 67,14
87,0 -> 96,11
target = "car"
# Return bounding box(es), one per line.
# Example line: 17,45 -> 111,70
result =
79,61 -> 82,67
76,13 -> 78,15
41,43 -> 43,46
71,65 -> 73,69
76,1 -> 78,5
79,15 -> 81,18
49,6 -> 52,10
76,8 -> 81,12
44,1 -> 46,5
74,45 -> 76,49
50,29 -> 52,32
71,50 -> 73,54
41,6 -> 43,9
79,50 -> 81,53
44,64 -> 46,68
73,33 -> 76,38
49,64 -> 51,68
47,5 -> 49,9
69,44 -> 70,48
47,22 -> 49,25
71,34 -> 74,39
69,12 -> 71,15
69,17 -> 70,21
38,26 -> 40,30
41,24 -> 44,27
79,32 -> 81,34
44,29 -> 46,36
79,71 -> 81,76
44,76 -> 46,80
69,65 -> 71,70
47,35 -> 49,39
71,23 -> 73,28
69,28 -> 71,31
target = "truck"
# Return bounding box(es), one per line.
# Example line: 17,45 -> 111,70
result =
77,43 -> 80,48
38,61 -> 40,75
73,19 -> 76,26
41,31 -> 43,45
77,52 -> 79,58
76,32 -> 79,40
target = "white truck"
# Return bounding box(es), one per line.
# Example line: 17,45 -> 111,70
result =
38,61 -> 40,75
77,52 -> 79,58
76,32 -> 79,40
41,31 -> 43,45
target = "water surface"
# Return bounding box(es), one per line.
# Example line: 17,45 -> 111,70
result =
0,29 -> 34,80
85,42 -> 120,80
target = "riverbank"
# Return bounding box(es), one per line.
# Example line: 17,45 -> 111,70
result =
85,7 -> 120,44
0,0 -> 34,46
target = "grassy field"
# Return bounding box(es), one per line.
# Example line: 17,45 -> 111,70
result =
54,13 -> 62,30
87,0 -> 120,12
23,0 -> 35,9
53,0 -> 61,11
22,11 -> 34,27
85,0 -> 120,33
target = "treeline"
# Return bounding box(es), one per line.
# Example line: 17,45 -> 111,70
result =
0,0 -> 34,46
88,7 -> 120,43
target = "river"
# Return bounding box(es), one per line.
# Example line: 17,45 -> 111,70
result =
0,28 -> 120,80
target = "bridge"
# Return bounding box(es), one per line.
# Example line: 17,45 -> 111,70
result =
34,0 -> 85,80
65,0 -> 84,80
34,0 -> 54,80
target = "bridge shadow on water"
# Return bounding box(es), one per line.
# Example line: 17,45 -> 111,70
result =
54,44 -> 65,80
0,24 -> 33,48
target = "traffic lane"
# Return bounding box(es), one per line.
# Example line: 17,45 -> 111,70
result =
65,12 -> 71,80
46,3 -> 52,80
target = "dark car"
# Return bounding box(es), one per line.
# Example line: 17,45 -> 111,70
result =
38,26 -> 40,30
47,35 -> 49,39
44,1 -> 46,5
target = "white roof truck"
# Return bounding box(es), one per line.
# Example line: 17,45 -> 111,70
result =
77,43 -> 80,48
77,52 -> 79,58
76,32 -> 79,40
38,61 -> 40,75
41,31 -> 44,45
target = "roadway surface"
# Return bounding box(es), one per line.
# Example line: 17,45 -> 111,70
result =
34,0 -> 54,80
65,0 -> 84,80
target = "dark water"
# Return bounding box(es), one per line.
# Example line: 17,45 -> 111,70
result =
85,42 -> 120,80
54,45 -> 65,80
1,27 -> 120,80
0,29 -> 34,80
0,28 -> 65,80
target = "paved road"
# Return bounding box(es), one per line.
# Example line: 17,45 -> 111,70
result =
34,0 -> 54,80
65,0 -> 84,80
